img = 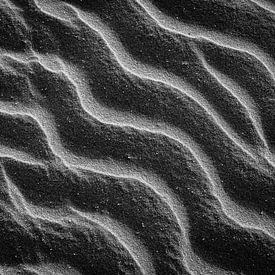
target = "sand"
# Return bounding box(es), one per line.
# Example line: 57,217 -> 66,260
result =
0,0 -> 274,274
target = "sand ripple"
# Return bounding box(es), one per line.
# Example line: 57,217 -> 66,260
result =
0,0 -> 274,274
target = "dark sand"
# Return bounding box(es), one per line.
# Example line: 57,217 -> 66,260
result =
0,0 -> 275,274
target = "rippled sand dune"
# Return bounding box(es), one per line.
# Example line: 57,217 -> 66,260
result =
0,0 -> 274,274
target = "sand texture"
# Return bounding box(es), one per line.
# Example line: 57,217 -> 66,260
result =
0,0 -> 275,274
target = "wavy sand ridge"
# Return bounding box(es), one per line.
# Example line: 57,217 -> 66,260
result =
0,0 -> 274,274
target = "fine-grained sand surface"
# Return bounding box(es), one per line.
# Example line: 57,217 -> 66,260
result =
0,0 -> 275,274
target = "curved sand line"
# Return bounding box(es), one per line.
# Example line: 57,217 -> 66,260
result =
61,5 -> 263,162
1,164 -> 155,275
60,64 -> 275,239
20,263 -> 82,275
69,207 -> 156,275
33,53 -> 275,228
0,145 -> 45,167
2,6 -> 272,168
1,49 -> 275,241
191,44 -> 269,152
0,103 -> 194,273
249,0 -> 275,14
31,1 -> 261,163
0,100 -> 221,274
0,263 -> 81,275
1,60 -> 275,246
1,1 -> 274,274
134,0 -> 275,81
